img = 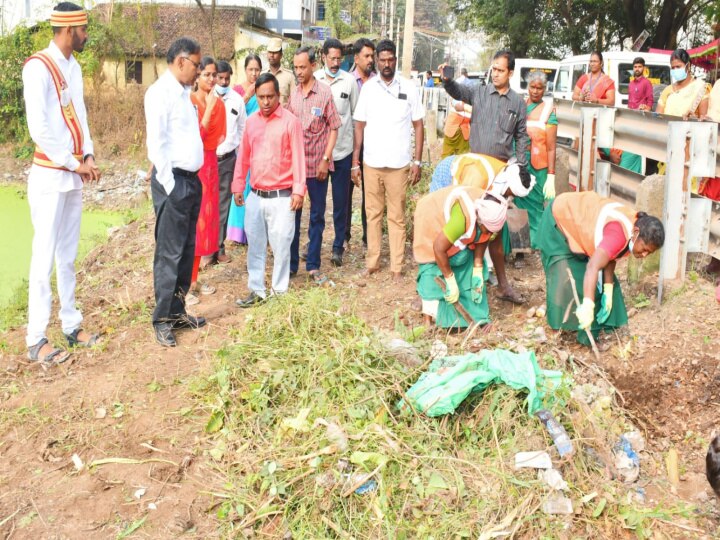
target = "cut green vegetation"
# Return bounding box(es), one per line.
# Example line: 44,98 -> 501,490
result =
191,289 -> 702,538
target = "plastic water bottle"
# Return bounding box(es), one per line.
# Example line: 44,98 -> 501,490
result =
535,409 -> 574,458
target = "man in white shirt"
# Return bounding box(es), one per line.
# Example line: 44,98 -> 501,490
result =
144,37 -> 205,347
214,60 -> 247,264
314,38 -> 358,267
23,2 -> 100,364
352,39 -> 425,281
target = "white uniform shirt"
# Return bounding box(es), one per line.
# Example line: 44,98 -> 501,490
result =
23,41 -> 94,193
353,74 -> 425,169
144,70 -> 203,195
313,68 -> 358,161
215,87 -> 246,156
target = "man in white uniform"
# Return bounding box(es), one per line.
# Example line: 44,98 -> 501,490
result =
23,2 -> 100,364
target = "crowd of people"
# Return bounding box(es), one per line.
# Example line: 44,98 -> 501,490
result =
16,0 -> 720,514
24,2 -> 720,360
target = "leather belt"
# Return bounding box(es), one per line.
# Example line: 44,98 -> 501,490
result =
251,187 -> 292,199
172,167 -> 198,178
217,151 -> 236,162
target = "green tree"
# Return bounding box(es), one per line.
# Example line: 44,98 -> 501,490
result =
448,0 -> 716,58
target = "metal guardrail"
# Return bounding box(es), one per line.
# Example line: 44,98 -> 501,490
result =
554,98 -> 720,301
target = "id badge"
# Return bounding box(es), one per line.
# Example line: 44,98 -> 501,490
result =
311,106 -> 322,117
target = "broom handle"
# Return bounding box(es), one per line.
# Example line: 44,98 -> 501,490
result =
566,268 -> 601,360
433,276 -> 475,325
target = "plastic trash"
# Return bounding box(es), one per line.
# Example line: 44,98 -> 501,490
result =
354,479 -> 378,495
541,493 -> 573,515
623,431 -> 645,453
539,469 -> 568,491
429,339 -> 448,360
401,350 -> 563,417
514,451 -> 553,469
535,410 -> 574,458
615,436 -> 640,466
614,435 -> 640,483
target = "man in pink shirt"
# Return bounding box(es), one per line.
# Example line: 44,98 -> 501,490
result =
232,73 -> 306,307
628,57 -> 653,111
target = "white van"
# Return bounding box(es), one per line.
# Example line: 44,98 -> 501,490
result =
512,59 -> 559,95
484,59 -> 559,96
553,51 -> 671,108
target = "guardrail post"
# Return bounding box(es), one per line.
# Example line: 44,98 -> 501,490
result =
578,106 -> 616,193
658,122 -> 718,302
578,108 -> 597,191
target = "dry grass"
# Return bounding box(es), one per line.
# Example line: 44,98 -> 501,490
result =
85,84 -> 146,160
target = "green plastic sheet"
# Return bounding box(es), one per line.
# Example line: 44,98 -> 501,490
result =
401,350 -> 563,417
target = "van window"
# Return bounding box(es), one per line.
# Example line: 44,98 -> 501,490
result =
519,67 -> 558,90
572,64 -> 586,89
617,63 -> 671,94
556,66 -> 571,93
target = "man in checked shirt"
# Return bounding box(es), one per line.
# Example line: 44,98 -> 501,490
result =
288,46 -> 341,285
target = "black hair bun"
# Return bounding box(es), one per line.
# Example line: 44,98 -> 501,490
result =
707,435 -> 720,498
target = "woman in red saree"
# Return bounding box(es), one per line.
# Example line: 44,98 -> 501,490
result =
572,51 -> 615,106
188,56 -> 226,305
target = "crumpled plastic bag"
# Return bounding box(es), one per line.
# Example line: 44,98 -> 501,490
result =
400,349 -> 562,417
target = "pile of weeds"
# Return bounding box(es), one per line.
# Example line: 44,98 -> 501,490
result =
192,289 -> 700,538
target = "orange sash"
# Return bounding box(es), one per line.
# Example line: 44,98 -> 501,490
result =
25,51 -> 84,170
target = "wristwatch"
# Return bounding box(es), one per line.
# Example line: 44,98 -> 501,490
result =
323,155 -> 330,162
412,160 -> 421,166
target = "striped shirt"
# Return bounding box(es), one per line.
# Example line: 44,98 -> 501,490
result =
287,79 -> 342,178
444,80 -> 528,167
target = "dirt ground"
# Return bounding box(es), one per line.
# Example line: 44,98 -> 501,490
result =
0,150 -> 719,538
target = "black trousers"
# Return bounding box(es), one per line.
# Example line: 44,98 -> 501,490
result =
151,169 -> 202,324
217,153 -> 237,255
346,145 -> 367,244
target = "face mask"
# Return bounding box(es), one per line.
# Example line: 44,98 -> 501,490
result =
215,85 -> 229,96
670,67 -> 687,83
628,232 -> 638,253
324,66 -> 339,79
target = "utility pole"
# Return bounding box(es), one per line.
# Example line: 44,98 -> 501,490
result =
401,0 -> 414,76
370,0 -> 373,32
389,0 -> 395,41
381,0 -> 386,38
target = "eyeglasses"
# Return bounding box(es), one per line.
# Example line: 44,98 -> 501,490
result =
181,56 -> 200,69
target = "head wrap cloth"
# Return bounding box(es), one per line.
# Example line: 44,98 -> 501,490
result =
475,195 -> 508,233
50,9 -> 88,27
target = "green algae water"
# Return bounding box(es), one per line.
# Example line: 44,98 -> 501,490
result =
0,185 -> 124,307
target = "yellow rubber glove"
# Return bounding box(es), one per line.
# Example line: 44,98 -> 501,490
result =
543,173 -> 556,200
471,265 -> 484,303
444,273 -> 460,304
596,283 -> 614,324
575,297 -> 595,330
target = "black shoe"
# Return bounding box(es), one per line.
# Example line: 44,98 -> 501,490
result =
331,251 -> 343,267
171,314 -> 207,330
154,322 -> 177,347
290,270 -> 297,278
235,292 -> 265,308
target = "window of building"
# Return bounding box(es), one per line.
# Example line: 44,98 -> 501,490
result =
125,60 -> 142,84
317,1 -> 325,21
